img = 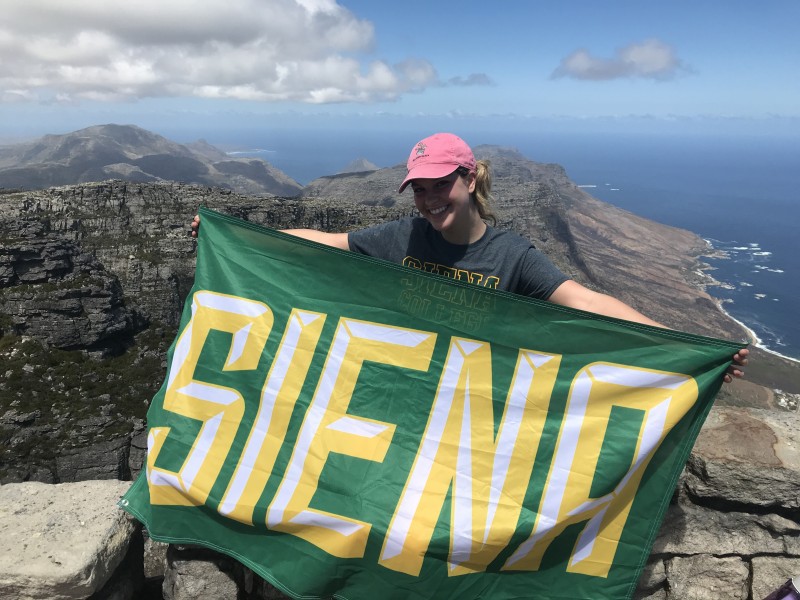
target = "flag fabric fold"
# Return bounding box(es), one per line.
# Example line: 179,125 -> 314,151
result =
121,207 -> 742,599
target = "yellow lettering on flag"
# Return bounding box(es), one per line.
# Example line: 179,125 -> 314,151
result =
503,363 -> 698,577
380,339 -> 561,576
267,318 -> 436,558
147,291 -> 273,506
219,309 -> 327,524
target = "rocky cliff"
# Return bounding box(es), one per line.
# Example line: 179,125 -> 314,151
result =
2,146 -> 800,597
1,145 -> 798,485
3,405 -> 800,599
0,124 -> 303,196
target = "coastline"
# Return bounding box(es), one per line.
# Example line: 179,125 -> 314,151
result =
716,300 -> 800,364
695,243 -> 800,366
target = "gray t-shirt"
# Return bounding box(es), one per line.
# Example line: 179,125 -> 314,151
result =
348,217 -> 569,300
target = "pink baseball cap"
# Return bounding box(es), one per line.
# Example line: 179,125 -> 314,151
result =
398,133 -> 477,193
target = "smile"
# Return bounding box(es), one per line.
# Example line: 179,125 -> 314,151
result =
429,205 -> 448,215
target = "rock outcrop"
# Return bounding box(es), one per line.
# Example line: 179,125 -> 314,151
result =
0,124 -> 303,196
641,406 -> 800,599
1,144 -> 799,597
0,480 -> 140,599
2,409 -> 799,600
1,164 -> 798,484
0,219 -> 138,350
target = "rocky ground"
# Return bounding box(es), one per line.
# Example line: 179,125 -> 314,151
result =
0,155 -> 798,596
1,153 -> 798,482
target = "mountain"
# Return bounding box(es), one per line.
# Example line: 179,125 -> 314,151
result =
0,124 -> 302,196
1,129 -> 799,599
338,158 -> 380,174
302,145 -> 590,206
1,130 -> 798,484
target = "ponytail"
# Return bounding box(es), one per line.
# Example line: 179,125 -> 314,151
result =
462,160 -> 496,226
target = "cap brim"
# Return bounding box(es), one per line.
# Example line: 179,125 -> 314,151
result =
398,163 -> 460,193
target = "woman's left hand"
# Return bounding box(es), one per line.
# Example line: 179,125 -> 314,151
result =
724,348 -> 749,383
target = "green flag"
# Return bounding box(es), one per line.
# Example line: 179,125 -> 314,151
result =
121,207 -> 741,599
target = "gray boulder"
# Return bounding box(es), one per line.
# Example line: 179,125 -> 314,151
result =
686,406 -> 800,510
0,480 -> 138,599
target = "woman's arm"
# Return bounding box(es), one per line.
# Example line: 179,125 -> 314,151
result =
280,229 -> 350,250
547,280 -> 664,327
548,280 -> 748,382
190,216 -> 350,251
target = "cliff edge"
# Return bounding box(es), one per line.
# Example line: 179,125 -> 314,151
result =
0,147 -> 798,483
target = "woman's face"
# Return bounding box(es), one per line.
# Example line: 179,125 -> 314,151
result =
411,170 -> 478,242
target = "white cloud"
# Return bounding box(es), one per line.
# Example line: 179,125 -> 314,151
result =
552,39 -> 688,81
1,89 -> 37,103
446,73 -> 494,87
0,0 -> 440,104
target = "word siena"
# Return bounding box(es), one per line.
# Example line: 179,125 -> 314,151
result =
146,290 -> 699,579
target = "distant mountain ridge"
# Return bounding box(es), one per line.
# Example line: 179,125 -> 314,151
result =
2,126 -> 799,599
0,124 -> 303,196
338,158 -> 380,174
2,125 -> 799,486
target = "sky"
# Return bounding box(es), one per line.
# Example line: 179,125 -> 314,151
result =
1,0 -> 799,145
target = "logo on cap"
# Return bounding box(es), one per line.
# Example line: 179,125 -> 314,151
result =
415,142 -> 427,156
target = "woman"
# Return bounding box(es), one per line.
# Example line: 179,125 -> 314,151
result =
192,132 -> 748,381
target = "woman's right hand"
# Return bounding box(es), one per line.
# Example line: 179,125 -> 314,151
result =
190,214 -> 200,238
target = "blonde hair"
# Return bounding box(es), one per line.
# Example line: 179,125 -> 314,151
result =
460,159 -> 496,225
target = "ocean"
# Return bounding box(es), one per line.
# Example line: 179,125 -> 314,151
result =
225,130 -> 800,360
529,133 -> 799,362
